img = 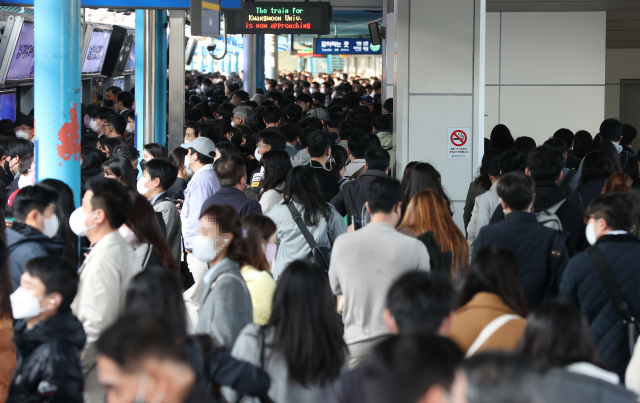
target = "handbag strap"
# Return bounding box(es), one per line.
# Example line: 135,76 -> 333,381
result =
286,202 -> 318,250
466,314 -> 520,358
588,246 -> 638,324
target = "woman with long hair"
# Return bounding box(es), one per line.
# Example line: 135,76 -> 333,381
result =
602,172 -> 633,194
103,156 -> 137,188
223,260 -> 348,403
121,191 -> 178,271
398,189 -> 469,282
449,246 -> 528,356
240,213 -> 277,325
258,150 -> 292,214
123,266 -> 188,340
38,179 -> 79,268
194,205 -> 252,348
574,130 -> 593,160
513,136 -> 537,156
266,166 -> 347,279
167,147 -> 189,201
464,149 -> 503,231
0,231 -> 16,401
490,124 -> 515,152
329,144 -> 350,189
80,146 -> 104,186
572,151 -> 617,208
401,162 -> 453,216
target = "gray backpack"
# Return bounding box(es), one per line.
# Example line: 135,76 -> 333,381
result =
535,199 -> 565,231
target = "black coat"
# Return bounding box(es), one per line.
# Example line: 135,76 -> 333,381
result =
489,180 -> 587,255
474,211 -> 568,309
570,179 -> 606,210
330,170 -> 387,219
310,160 -> 340,202
200,187 -> 262,217
8,312 -> 86,403
561,234 -> 640,379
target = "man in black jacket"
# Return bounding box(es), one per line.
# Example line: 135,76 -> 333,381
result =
8,257 -> 85,403
561,193 -> 640,379
490,145 -> 587,255
331,147 -> 390,222
308,130 -> 341,202
474,172 -> 568,309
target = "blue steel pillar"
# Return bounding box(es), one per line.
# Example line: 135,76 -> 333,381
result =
35,0 -> 81,206
255,35 -> 265,94
135,10 -> 145,158
155,10 -> 167,146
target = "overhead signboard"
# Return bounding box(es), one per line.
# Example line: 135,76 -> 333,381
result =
191,0 -> 221,37
314,38 -> 382,55
0,0 -> 240,9
225,2 -> 332,35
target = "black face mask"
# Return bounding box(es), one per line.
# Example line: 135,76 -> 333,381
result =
133,168 -> 139,178
104,99 -> 114,107
139,159 -> 147,172
4,160 -> 10,176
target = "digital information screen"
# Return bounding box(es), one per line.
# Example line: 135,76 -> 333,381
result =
113,31 -> 134,73
314,38 -> 382,55
225,2 -> 331,35
6,21 -> 34,81
0,92 -> 16,121
125,43 -> 135,72
82,29 -> 111,74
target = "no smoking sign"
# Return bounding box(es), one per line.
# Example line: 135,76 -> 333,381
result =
447,127 -> 471,159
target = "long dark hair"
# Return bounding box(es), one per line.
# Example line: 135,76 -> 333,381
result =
402,162 -> 452,216
598,141 -> 622,173
260,150 -> 292,199
329,144 -> 349,180
241,213 -> 276,273
81,146 -> 105,170
0,230 -> 11,319
283,166 -> 332,226
578,151 -> 617,192
127,191 -> 178,271
268,260 -> 346,386
38,179 -> 79,268
199,204 -> 246,264
124,266 -> 188,339
460,246 -> 529,317
473,149 -> 503,190
490,124 -> 515,152
574,130 -> 593,159
518,301 -> 606,373
103,156 -> 137,187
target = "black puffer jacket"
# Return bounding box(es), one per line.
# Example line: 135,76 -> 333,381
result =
8,312 -> 86,403
330,170 -> 388,220
560,234 -> 640,379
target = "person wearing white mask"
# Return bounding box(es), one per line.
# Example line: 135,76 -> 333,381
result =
68,177 -> 140,403
561,192 -> 640,379
179,137 -> 221,328
89,107 -> 113,138
6,185 -> 64,292
194,204 -> 252,349
15,114 -> 35,141
16,154 -> 35,190
7,256 -> 85,403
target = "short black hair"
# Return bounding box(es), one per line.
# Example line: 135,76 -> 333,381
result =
383,98 -> 393,113
307,130 -> 332,158
345,94 -> 360,110
106,86 -> 122,96
214,154 -> 246,187
259,129 -> 286,151
553,128 -> 574,149
328,112 -> 344,129
368,176 -> 403,214
91,106 -> 115,120
496,171 -> 535,211
347,131 -> 371,159
543,137 -> 567,152
116,91 -> 134,109
18,153 -> 33,175
363,334 -> 463,403
85,176 -> 132,229
15,114 -> 34,129
226,82 -> 240,93
285,103 -> 303,121
25,256 -> 78,312
185,108 -> 203,122
622,124 -> 638,147
386,272 -> 456,334
262,106 -> 281,124
97,314 -> 188,373
105,113 -> 127,136
600,118 -> 623,141
499,149 -> 526,175
527,145 -> 564,182
13,184 -> 58,222
145,158 -> 177,191
202,78 -> 213,86
372,115 -> 390,132
6,138 -> 34,159
81,134 -> 99,148
198,122 -> 225,145
296,93 -> 313,105
234,90 -> 250,102
278,122 -> 301,143
337,120 -> 357,141
586,193 -> 637,232
113,142 -> 140,162
365,147 -> 390,171
268,90 -> 284,104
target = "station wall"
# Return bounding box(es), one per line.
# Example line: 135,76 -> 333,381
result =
484,12 -> 606,146
605,49 -> 640,120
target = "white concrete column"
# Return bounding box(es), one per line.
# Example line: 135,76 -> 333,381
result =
394,0 -> 486,230
265,34 -> 278,80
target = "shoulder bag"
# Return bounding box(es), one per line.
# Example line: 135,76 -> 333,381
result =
286,202 -> 331,272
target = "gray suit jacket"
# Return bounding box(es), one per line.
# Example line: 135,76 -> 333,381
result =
195,258 -> 253,349
152,194 -> 182,263
542,367 -> 636,403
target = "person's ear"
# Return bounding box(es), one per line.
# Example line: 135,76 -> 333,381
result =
386,163 -> 391,174
499,197 -> 508,211
365,163 -> 369,171
94,209 -> 107,226
524,167 -> 531,177
383,308 -> 399,334
438,311 -> 456,337
26,209 -> 40,226
365,201 -> 371,214
556,170 -> 564,183
45,292 -> 63,311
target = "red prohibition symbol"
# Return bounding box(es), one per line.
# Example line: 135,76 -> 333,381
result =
451,130 -> 467,147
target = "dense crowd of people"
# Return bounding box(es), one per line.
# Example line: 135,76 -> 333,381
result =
1,68 -> 640,403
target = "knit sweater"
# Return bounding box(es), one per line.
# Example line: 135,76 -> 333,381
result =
328,222 -> 430,358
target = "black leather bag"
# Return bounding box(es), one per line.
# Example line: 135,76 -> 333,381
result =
286,202 -> 331,272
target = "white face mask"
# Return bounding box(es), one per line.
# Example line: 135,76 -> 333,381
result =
195,88 -> 202,95
118,225 -> 138,245
254,148 -> 262,162
231,121 -> 236,127
320,88 -> 326,94
137,176 -> 150,195
192,235 -> 225,263
309,88 -> 317,94
184,155 -> 192,171
89,119 -> 99,132
15,130 -> 29,140
10,287 -> 46,320
586,222 -> 599,245
43,213 -> 60,238
201,85 -> 208,93
18,174 -> 34,189
126,123 -> 135,133
69,208 -> 97,237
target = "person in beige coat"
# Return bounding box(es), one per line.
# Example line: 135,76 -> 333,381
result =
70,177 -> 141,403
449,246 -> 528,357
